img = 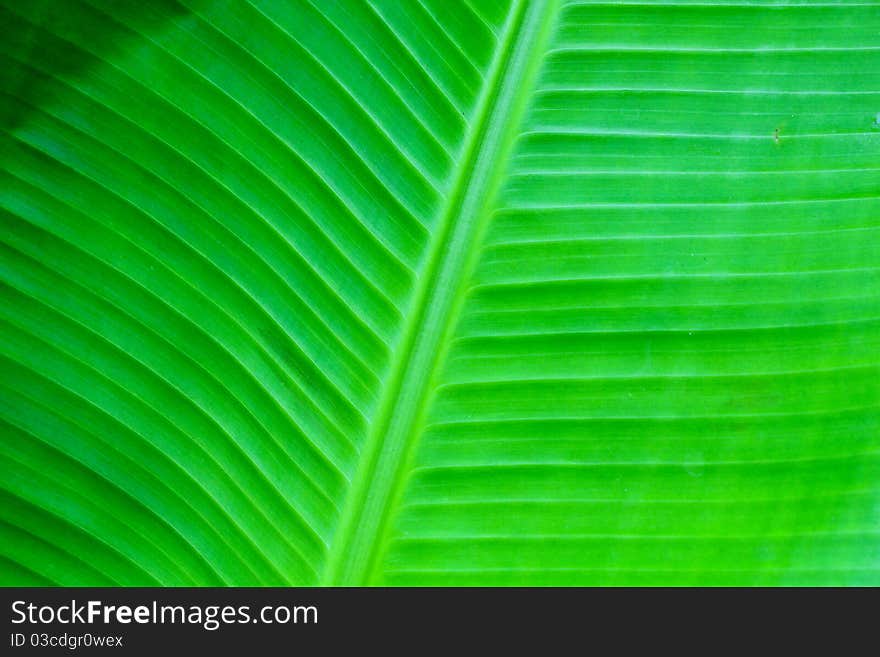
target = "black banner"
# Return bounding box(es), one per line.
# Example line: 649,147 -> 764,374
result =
0,587 -> 865,654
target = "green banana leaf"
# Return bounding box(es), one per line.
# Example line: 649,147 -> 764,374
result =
1,0 -> 878,586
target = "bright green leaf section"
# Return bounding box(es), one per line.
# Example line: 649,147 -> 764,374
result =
2,0 -> 879,586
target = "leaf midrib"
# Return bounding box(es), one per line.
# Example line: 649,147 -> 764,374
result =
323,0 -> 560,586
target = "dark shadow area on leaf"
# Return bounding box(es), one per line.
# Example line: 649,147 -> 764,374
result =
0,0 -> 192,132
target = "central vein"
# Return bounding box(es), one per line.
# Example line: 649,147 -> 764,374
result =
323,0 -> 559,585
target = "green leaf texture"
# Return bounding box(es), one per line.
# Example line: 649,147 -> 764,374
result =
1,0 -> 878,586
